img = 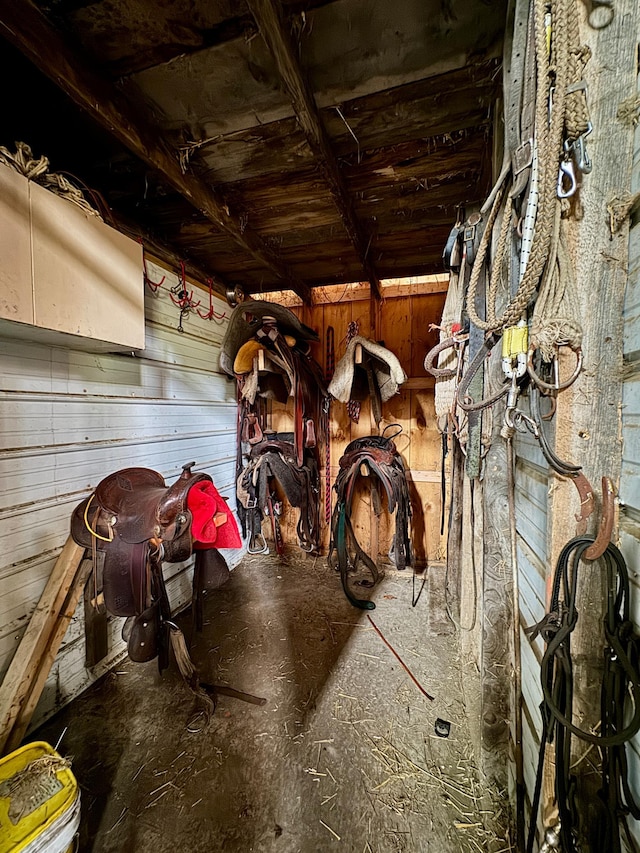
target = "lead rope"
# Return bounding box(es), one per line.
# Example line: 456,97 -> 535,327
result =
529,0 -> 587,360
466,0 -> 572,334
530,203 -> 583,360
325,326 -> 335,525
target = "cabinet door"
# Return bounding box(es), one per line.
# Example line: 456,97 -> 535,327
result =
0,164 -> 33,325
30,181 -> 145,349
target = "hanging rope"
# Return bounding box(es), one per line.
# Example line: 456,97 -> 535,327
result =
465,0 -> 578,334
0,141 -> 103,218
530,206 -> 583,360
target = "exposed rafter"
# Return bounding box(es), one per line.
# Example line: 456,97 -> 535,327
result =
247,0 -> 382,300
0,0 -> 313,304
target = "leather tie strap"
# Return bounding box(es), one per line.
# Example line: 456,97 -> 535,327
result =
345,320 -> 361,423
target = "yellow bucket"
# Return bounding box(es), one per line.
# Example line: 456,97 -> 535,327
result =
0,741 -> 80,853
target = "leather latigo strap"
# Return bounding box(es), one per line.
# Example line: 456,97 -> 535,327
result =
328,432 -> 412,609
241,412 -> 264,445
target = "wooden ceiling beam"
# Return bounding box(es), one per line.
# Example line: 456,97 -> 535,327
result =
0,0 -> 312,304
247,0 -> 381,300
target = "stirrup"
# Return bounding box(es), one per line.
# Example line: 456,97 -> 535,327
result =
247,532 -> 269,554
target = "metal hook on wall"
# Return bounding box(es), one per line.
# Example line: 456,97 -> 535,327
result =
197,278 -> 230,323
142,248 -> 165,293
584,476 -> 616,559
170,261 -> 201,331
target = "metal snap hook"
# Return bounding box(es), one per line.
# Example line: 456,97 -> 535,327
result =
573,126 -> 593,174
557,158 -> 577,198
511,409 -> 540,437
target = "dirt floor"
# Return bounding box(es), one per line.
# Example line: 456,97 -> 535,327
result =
33,550 -> 512,853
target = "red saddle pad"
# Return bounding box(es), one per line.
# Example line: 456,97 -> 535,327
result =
187,480 -> 242,549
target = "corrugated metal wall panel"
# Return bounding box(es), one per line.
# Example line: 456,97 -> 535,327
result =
515,455 -> 548,560
522,707 -> 541,804
618,69 -> 640,851
621,374 -> 640,509
514,417 -> 549,824
517,539 -> 546,642
0,259 -> 242,731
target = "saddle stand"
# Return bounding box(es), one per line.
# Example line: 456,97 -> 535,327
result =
70,462 -> 252,727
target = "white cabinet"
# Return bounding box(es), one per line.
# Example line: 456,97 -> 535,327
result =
0,162 -> 145,351
0,164 -> 33,326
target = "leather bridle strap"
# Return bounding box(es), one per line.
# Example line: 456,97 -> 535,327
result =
526,537 -> 640,853
330,499 -> 378,611
456,333 -> 509,412
362,351 -> 383,428
325,326 -> 335,524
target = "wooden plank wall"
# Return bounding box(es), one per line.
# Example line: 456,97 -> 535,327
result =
267,282 -> 447,565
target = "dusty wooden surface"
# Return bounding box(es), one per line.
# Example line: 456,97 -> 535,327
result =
0,1 -> 312,303
0,0 -> 505,293
540,2 -> 640,846
246,0 -> 381,297
32,550 -> 512,853
480,396 -> 511,797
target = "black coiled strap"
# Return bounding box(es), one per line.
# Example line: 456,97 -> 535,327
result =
526,537 -> 640,853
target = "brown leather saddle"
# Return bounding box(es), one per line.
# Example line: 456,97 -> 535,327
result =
227,307 -> 327,556
236,432 -> 320,555
71,462 -> 231,666
328,427 -> 412,609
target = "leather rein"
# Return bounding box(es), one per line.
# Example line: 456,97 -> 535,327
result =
526,537 -> 640,853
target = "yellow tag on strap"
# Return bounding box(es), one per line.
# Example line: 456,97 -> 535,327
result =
502,324 -> 529,359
